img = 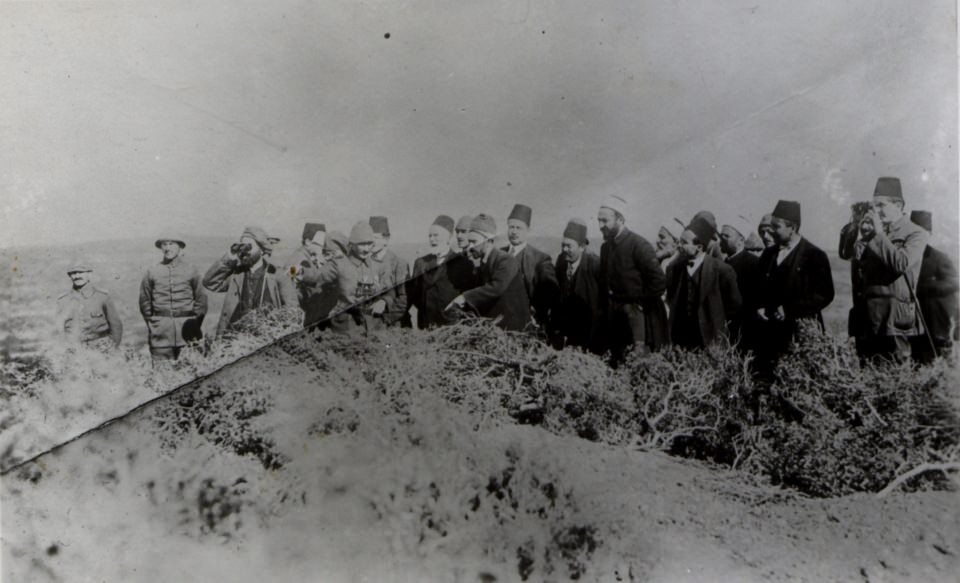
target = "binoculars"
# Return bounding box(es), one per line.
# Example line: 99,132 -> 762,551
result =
230,242 -> 254,257
354,280 -> 376,300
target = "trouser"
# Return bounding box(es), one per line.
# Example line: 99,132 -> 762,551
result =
150,346 -> 183,362
855,334 -> 912,365
608,301 -> 647,367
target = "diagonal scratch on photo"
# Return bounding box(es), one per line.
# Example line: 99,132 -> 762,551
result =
1,0 -> 958,581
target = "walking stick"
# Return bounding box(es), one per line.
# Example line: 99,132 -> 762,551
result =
905,271 -> 937,357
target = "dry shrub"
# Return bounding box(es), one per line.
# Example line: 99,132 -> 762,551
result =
745,322 -> 960,497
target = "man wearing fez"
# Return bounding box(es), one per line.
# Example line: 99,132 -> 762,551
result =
446,214 -> 531,331
550,219 -> 604,354
369,216 -> 410,327
719,217 -> 759,346
454,215 -> 474,253
139,237 -> 207,361
503,204 -> 559,329
598,195 -> 669,364
755,200 -> 834,374
57,265 -> 124,349
203,226 -> 299,337
289,223 -> 331,328
666,217 -> 742,349
407,215 -> 475,329
655,226 -> 680,272
909,210 -> 958,363
842,178 -> 929,362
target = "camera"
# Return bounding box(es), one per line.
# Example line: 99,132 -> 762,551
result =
230,242 -> 253,257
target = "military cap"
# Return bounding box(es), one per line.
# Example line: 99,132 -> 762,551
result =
470,214 -> 497,238
350,221 -> 375,244
686,216 -> 716,247
507,204 -> 533,227
66,264 -> 93,274
873,177 -> 904,202
432,215 -> 455,234
154,237 -> 186,249
562,219 -> 588,246
241,226 -> 272,252
302,223 -> 326,242
772,201 -> 801,226
910,210 -> 932,233
456,215 -> 474,231
369,216 -> 390,236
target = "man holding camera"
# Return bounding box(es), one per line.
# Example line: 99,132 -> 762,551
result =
202,226 -> 299,337
139,237 -> 207,361
839,178 -> 929,363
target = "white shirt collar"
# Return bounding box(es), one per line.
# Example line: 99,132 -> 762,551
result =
686,253 -> 705,276
510,242 -> 527,256
776,236 -> 801,264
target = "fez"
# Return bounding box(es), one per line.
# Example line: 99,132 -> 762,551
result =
873,177 -> 904,202
302,223 -> 326,242
155,237 -> 186,249
508,204 -> 533,227
470,214 -> 497,238
563,219 -> 589,246
242,226 -> 272,252
693,210 -> 718,232
66,265 -> 93,274
601,194 -> 629,218
369,216 -> 390,236
911,210 -> 933,233
432,215 -> 455,233
350,221 -> 375,244
686,216 -> 716,247
456,215 -> 474,231
772,201 -> 801,226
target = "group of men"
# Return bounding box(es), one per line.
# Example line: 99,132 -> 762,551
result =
57,176 -> 957,371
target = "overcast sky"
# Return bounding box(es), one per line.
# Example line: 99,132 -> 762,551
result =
1,0 -> 956,250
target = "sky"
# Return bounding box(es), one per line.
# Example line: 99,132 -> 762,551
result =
0,0 -> 956,251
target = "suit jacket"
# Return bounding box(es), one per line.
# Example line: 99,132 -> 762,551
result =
503,243 -> 559,326
917,245 -> 960,341
666,255 -> 742,347
462,248 -> 531,331
407,250 -> 474,329
551,252 -> 604,353
203,255 -> 300,337
757,237 -> 835,328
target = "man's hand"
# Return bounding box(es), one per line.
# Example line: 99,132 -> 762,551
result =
772,305 -> 785,321
371,299 -> 387,316
445,295 -> 466,312
756,308 -> 769,322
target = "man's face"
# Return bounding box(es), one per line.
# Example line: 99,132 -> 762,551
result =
160,241 -> 182,261
466,232 -> 488,260
239,235 -> 264,266
719,229 -> 742,255
561,238 -> 583,263
656,232 -> 676,253
872,196 -> 903,226
859,217 -> 875,238
428,225 -> 450,250
597,208 -> 622,240
771,218 -> 795,245
455,228 -> 470,250
759,226 -> 776,248
352,241 -> 374,260
69,271 -> 91,288
680,230 -> 701,258
371,233 -> 388,254
506,219 -> 528,246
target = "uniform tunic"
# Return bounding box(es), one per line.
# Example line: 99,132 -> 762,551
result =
57,285 -> 123,346
371,248 -> 410,326
139,257 -> 207,349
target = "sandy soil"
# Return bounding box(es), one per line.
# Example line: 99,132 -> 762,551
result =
2,334 -> 957,583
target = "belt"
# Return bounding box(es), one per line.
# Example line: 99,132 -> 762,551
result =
153,309 -> 197,318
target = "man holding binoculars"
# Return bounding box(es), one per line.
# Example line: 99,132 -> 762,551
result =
202,226 -> 299,337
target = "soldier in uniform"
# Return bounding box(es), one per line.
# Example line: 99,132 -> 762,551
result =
139,237 -> 207,361
300,221 -> 392,335
550,219 -> 604,354
909,210 -> 959,363
502,204 -> 559,330
369,216 -> 410,327
597,195 -> 669,365
447,214 -> 531,331
666,217 -> 742,350
288,223 -> 331,329
202,226 -> 300,337
57,265 -> 123,349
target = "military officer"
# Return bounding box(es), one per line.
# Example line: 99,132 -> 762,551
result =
57,265 -> 123,349
289,222 -> 331,328
139,237 -> 207,361
369,216 -> 410,327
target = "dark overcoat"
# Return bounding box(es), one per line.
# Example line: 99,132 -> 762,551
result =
462,248 -> 531,331
551,251 -> 604,353
665,255 -> 742,347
